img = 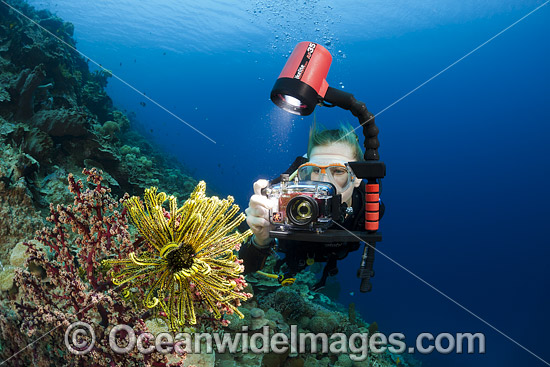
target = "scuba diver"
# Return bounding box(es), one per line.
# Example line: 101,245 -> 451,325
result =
239,123 -> 377,291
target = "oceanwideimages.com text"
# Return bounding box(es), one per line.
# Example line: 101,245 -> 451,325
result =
65,322 -> 486,361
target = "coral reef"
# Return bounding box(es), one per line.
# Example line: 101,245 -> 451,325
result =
216,257 -> 421,367
0,7 -> 209,364
0,168 -> 180,366
212,276 -> 420,367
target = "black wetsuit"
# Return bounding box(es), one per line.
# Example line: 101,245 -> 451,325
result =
238,156 -> 367,288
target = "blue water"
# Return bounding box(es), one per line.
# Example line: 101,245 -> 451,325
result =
22,1 -> 550,366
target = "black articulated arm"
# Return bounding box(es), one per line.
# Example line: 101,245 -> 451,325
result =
323,86 -> 385,292
323,87 -> 380,161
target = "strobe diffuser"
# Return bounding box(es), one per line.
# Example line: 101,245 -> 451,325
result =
270,42 -> 332,116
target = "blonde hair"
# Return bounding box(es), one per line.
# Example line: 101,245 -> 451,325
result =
307,121 -> 364,161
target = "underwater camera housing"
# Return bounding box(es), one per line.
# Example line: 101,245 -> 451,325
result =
262,174 -> 383,244
263,175 -> 341,235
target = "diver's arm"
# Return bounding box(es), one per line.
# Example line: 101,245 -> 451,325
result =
239,235 -> 274,274
245,180 -> 273,245
240,156 -> 305,273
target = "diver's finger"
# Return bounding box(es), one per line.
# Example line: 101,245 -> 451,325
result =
249,194 -> 273,210
245,205 -> 269,220
246,215 -> 270,230
253,179 -> 270,196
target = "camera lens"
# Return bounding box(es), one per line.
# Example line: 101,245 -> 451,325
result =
287,196 -> 318,226
297,201 -> 312,218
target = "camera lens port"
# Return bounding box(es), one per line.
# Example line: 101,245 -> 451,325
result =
287,195 -> 318,226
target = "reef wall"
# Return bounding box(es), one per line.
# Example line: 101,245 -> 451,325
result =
0,0 -> 198,263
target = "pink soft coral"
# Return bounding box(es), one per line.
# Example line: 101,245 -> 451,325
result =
0,168 -> 180,367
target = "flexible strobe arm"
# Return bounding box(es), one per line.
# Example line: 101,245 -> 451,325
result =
323,87 -> 380,161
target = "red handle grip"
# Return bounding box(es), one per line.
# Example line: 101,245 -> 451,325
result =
365,183 -> 380,231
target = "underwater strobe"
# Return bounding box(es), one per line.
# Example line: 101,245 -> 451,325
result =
271,42 -> 386,292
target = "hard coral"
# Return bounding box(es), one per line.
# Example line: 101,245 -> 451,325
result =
100,120 -> 120,138
0,144 -> 44,262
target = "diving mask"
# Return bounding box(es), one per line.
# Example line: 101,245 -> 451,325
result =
297,162 -> 356,192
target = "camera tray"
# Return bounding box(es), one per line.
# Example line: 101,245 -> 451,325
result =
269,229 -> 382,243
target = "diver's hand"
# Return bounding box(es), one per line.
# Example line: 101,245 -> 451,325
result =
245,179 -> 273,248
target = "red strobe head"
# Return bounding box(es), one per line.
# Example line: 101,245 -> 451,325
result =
270,42 -> 332,116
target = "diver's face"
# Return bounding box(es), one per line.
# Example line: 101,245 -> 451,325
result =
308,142 -> 362,204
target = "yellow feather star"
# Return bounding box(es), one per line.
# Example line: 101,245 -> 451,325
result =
103,181 -> 252,330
